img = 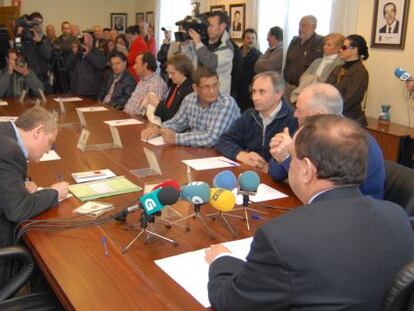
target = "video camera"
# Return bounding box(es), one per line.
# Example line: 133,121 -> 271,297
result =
174,13 -> 209,44
15,14 -> 40,42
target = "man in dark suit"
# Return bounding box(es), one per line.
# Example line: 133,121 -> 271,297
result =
205,115 -> 414,311
0,107 -> 68,286
379,2 -> 400,33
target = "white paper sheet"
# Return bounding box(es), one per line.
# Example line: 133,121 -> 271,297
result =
39,150 -> 61,161
155,237 -> 253,308
233,183 -> 288,205
0,101 -> 8,106
72,169 -> 116,183
0,116 -> 17,122
37,187 -> 73,202
141,136 -> 166,146
182,156 -> 239,171
76,106 -> 108,112
104,119 -> 143,126
53,97 -> 83,102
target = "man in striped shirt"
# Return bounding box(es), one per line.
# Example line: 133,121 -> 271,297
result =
141,66 -> 240,147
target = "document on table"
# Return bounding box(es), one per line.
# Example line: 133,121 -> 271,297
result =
0,100 -> 8,106
155,237 -> 253,308
141,136 -> 166,146
39,150 -> 61,161
72,169 -> 116,183
37,187 -> 73,202
182,156 -> 239,171
69,176 -> 141,201
53,97 -> 83,102
104,119 -> 143,126
0,116 -> 17,122
233,183 -> 288,205
76,106 -> 108,112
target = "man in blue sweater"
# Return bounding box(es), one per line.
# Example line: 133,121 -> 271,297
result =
268,83 -> 385,199
215,71 -> 297,172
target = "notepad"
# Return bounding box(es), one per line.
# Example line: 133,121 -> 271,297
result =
69,176 -> 141,201
0,116 -> 17,122
76,106 -> 108,112
104,119 -> 143,126
39,150 -> 61,161
72,169 -> 116,183
182,156 -> 239,171
53,97 -> 83,102
73,201 -> 114,217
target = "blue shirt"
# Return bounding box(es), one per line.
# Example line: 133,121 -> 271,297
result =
11,121 -> 29,160
162,92 -> 241,147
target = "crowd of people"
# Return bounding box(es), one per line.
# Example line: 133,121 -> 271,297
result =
1,9 -> 414,311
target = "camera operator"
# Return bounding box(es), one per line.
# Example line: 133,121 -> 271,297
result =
0,48 -> 44,98
65,32 -> 106,98
15,12 -> 52,93
0,24 -> 11,70
188,11 -> 234,95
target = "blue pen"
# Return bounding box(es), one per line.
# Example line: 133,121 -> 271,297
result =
101,236 -> 109,256
57,173 -> 63,182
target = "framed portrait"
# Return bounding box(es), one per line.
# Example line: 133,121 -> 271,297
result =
210,5 -> 225,12
371,0 -> 410,49
111,13 -> 127,33
146,11 -> 154,28
229,3 -> 246,40
136,12 -> 145,24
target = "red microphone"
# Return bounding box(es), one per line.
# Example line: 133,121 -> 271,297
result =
152,179 -> 181,192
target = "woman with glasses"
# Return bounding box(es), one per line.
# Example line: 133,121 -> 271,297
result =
327,34 -> 369,127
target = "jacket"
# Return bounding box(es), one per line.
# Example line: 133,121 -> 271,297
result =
97,70 -> 136,110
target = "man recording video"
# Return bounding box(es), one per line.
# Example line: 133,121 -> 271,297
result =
0,48 -> 44,98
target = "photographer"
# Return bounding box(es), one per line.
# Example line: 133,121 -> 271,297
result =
15,12 -> 52,93
0,48 -> 44,97
65,32 -> 106,98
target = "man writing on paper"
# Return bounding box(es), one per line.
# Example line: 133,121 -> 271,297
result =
0,107 -> 69,282
205,115 -> 414,311
141,66 -> 240,147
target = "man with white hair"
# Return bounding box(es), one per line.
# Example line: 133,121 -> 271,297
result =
268,83 -> 385,199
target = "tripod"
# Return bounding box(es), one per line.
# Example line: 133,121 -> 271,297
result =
122,210 -> 177,253
51,51 -> 70,94
231,193 -> 267,231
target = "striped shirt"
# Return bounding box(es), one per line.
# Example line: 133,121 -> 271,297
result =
162,92 -> 241,147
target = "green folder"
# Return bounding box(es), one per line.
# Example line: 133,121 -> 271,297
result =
69,176 -> 142,201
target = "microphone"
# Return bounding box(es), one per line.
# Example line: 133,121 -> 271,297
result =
394,67 -> 412,81
213,170 -> 237,190
181,181 -> 210,205
209,188 -> 236,212
238,170 -> 260,194
152,179 -> 181,192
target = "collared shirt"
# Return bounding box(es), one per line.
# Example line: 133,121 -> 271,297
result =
388,20 -> 397,33
124,72 -> 167,115
315,53 -> 339,77
11,121 -> 29,160
162,92 -> 241,147
260,101 -> 282,129
103,73 -> 122,104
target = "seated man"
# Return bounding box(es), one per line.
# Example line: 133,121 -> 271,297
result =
0,48 -> 44,97
205,115 -> 414,311
269,83 -> 385,199
0,107 -> 68,285
123,52 -> 167,116
215,71 -> 297,172
141,66 -> 240,147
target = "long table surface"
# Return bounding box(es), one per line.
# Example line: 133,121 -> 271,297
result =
0,96 -> 301,310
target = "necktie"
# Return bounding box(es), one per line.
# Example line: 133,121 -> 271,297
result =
166,86 -> 178,109
388,26 -> 391,33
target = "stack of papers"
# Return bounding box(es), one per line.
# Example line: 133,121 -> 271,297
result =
72,169 -> 116,183
69,176 -> 141,201
182,156 -> 240,171
53,97 -> 83,102
73,201 -> 114,217
104,119 -> 143,126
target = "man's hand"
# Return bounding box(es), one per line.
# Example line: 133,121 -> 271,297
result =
236,151 -> 267,170
25,181 -> 38,193
71,42 -> 79,54
31,30 -> 42,43
269,127 -> 292,163
7,58 -> 16,74
205,244 -> 231,265
141,126 -> 161,141
406,80 -> 414,92
49,182 -> 69,201
188,29 -> 201,44
160,128 -> 176,144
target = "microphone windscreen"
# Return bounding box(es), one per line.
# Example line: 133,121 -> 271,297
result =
213,170 -> 237,190
152,179 -> 181,192
210,188 -> 236,212
239,170 -> 260,192
394,67 -> 412,81
158,186 -> 180,205
181,182 -> 210,204
139,188 -> 163,215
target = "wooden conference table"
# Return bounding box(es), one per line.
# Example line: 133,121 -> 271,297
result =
0,97 -> 301,310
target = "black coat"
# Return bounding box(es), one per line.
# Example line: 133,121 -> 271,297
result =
239,46 -> 262,111
208,187 -> 414,311
97,70 -> 136,110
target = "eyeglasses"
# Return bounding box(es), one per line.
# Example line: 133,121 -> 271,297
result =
197,82 -> 220,92
341,45 -> 354,50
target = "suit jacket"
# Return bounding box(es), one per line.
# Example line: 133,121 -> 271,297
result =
208,186 -> 414,311
97,70 -> 136,110
379,20 -> 400,33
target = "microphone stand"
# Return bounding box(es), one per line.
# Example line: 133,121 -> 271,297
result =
230,189 -> 267,231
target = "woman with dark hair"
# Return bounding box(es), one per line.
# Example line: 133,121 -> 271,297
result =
97,51 -> 136,110
327,34 -> 369,127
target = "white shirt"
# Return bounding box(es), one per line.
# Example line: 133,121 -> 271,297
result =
315,53 -> 339,77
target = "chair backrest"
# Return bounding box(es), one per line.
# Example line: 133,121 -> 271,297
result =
384,160 -> 414,215
384,260 -> 414,311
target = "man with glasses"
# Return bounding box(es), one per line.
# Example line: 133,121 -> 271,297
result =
141,66 -> 240,147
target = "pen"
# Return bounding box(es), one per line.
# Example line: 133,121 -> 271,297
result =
58,173 -> 63,182
101,236 -> 109,256
218,158 -> 238,166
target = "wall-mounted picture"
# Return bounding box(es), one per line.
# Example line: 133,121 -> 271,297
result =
210,5 -> 225,12
371,0 -> 410,49
229,3 -> 246,40
136,12 -> 145,24
146,11 -> 154,28
111,13 -> 127,33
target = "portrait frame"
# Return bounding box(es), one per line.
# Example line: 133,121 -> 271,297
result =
371,0 -> 410,49
110,13 -> 127,33
136,12 -> 145,24
229,3 -> 246,40
210,5 -> 225,12
146,11 -> 154,28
